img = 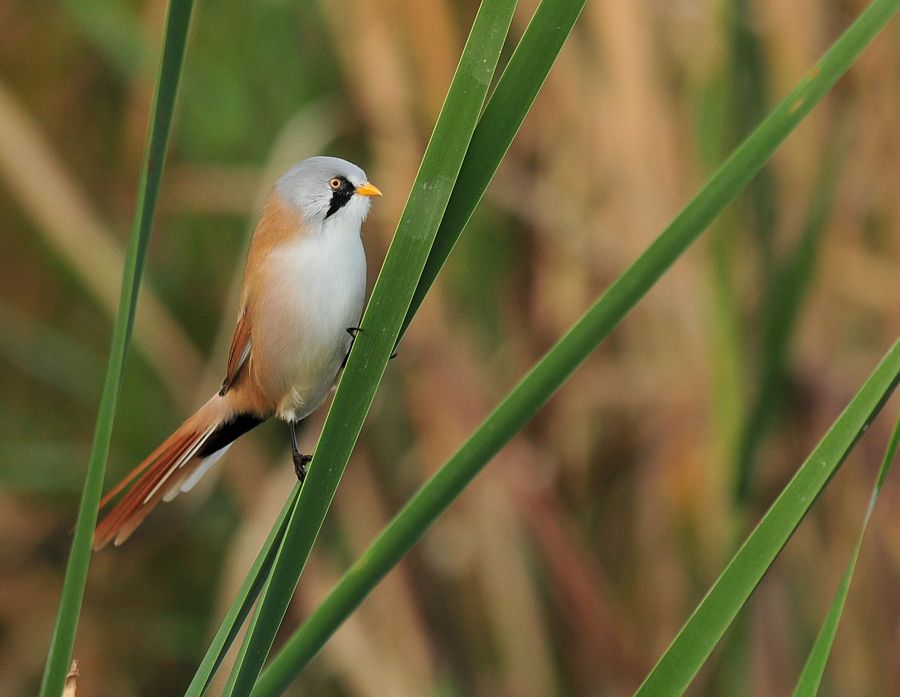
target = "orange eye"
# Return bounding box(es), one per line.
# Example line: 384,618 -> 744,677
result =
329,178 -> 342,190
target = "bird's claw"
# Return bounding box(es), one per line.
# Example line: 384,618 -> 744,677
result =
293,451 -> 312,483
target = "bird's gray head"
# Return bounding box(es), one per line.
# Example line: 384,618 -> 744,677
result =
276,156 -> 381,229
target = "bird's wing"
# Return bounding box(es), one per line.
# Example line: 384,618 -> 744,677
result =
219,306 -> 251,395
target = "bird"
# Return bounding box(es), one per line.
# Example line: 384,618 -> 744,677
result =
93,156 -> 382,550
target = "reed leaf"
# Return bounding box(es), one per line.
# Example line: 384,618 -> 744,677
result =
221,2 -> 517,694
791,417 -> 900,697
637,341 -> 899,696
36,3 -> 194,697
400,0 -> 588,339
182,1 -> 579,691
182,489 -> 299,697
248,1 -> 899,692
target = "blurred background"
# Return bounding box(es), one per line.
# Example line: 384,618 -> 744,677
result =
1,0 -> 898,695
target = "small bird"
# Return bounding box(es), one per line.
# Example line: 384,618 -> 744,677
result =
93,157 -> 381,549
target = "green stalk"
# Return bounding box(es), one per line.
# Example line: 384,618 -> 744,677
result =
182,2 -> 581,691
791,417 -> 900,696
251,3 -> 899,693
182,488 -> 299,697
637,341 -> 898,696
733,120 -> 847,499
221,572 -> 275,697
221,2 -> 517,695
399,0 -> 588,340
36,3 -> 194,697
254,345 -> 898,697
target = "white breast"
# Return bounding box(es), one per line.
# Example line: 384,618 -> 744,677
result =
255,218 -> 366,422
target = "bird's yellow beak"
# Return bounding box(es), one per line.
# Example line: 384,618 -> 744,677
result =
354,182 -> 383,197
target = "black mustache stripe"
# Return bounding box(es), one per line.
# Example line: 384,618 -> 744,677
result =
325,176 -> 355,219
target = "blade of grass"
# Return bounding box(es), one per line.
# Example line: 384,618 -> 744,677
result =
636,340 -> 899,696
399,0 -> 587,340
222,2 -> 517,694
256,348 -> 900,697
724,0 -> 777,505
250,4 -> 899,691
701,90 -> 747,502
726,0 -> 779,269
221,571 -> 277,697
182,2 -> 575,690
791,417 -> 900,697
182,487 -> 299,697
36,2 -> 194,696
733,119 -> 848,500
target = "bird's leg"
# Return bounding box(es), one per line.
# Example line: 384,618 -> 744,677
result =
289,421 -> 311,483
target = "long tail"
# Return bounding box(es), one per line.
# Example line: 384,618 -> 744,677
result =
93,394 -> 264,550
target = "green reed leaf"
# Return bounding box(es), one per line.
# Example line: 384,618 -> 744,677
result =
221,2 -> 517,695
36,3 -> 194,697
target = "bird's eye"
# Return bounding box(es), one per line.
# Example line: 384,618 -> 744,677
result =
329,178 -> 342,190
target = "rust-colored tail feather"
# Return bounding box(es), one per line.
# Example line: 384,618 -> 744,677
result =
93,395 -> 232,550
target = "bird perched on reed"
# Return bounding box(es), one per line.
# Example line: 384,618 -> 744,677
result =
93,156 -> 381,549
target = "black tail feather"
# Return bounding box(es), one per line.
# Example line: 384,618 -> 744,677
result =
196,412 -> 265,457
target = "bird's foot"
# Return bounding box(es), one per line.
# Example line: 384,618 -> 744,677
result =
293,451 -> 312,483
